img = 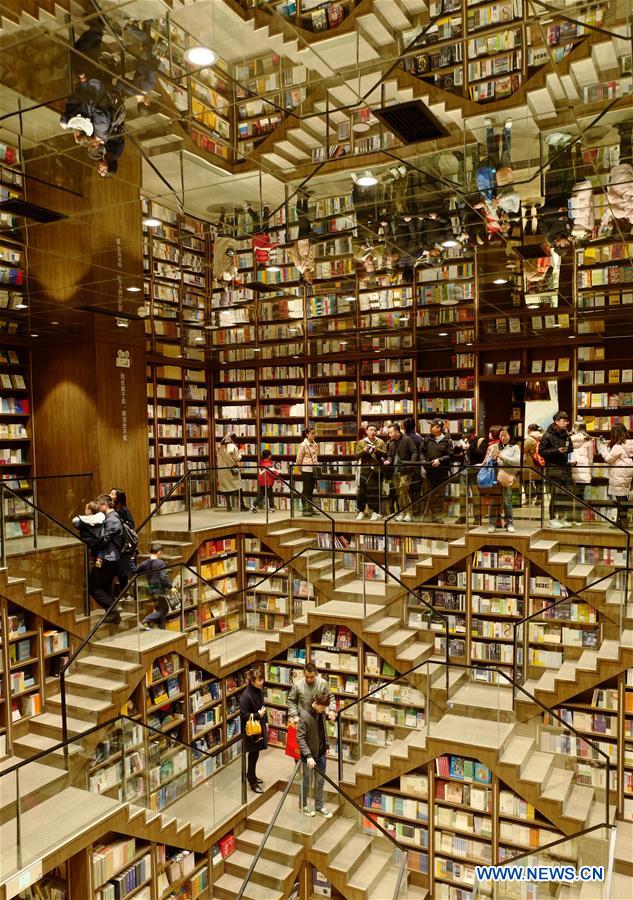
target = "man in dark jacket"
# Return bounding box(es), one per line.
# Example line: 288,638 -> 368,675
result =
539,411 -> 574,528
387,423 -> 418,521
89,494 -> 125,621
420,419 -> 453,523
297,691 -> 332,818
538,135 -> 576,252
404,417 -> 424,518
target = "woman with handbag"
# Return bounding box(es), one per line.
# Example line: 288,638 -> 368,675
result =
295,427 -> 319,516
492,429 -> 520,533
239,665 -> 268,793
217,432 -> 244,512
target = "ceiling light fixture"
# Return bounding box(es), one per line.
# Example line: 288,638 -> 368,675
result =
184,46 -> 217,67
50,321 -> 59,325
266,264 -> 281,273
126,286 -> 141,293
195,336 -> 204,342
493,277 -> 508,285
115,318 -> 128,329
143,217 -> 160,228
356,171 -> 378,187
30,333 -> 39,338
442,239 -> 459,248
568,334 -> 576,339
439,331 -> 448,336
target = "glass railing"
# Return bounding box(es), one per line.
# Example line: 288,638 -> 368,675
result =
0,713 -> 243,882
513,570 -> 631,696
236,758 -> 408,900
473,824 -> 615,899
0,474 -> 95,617
340,661 -> 612,830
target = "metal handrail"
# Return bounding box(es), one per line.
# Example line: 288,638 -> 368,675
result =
511,568 -> 629,689
237,756 -> 409,900
340,658 -> 613,827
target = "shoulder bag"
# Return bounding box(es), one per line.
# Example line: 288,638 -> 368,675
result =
245,714 -> 262,738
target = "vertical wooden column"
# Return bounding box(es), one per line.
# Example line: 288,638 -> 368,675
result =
23,139 -> 150,524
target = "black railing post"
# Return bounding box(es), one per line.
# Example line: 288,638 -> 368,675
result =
337,709 -> 343,784
186,471 -> 192,532
60,669 -> 69,769
241,735 -> 247,806
15,767 -> 22,870
84,547 -> 91,618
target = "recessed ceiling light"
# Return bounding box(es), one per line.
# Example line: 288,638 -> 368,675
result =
568,334 -> 576,339
185,46 -> 218,67
15,303 -> 28,310
345,295 -> 355,302
126,286 -> 141,293
493,278 -> 508,285
266,265 -> 281,273
439,332 -> 448,336
143,217 -> 161,228
340,341 -> 348,345
50,321 -> 59,325
253,348 -> 261,352
356,171 -> 378,186
442,239 -> 459,248
466,342 -> 473,346
30,333 -> 39,337
553,323 -> 561,328
195,336 -> 204,342
352,121 -> 371,133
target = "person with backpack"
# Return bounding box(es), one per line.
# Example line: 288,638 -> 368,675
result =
523,423 -> 544,507
539,411 -> 574,528
89,494 -> 125,622
420,420 -> 453,523
134,543 -> 173,630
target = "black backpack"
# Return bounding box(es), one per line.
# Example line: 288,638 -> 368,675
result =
119,520 -> 139,557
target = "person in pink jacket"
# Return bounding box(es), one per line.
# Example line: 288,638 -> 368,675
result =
570,421 -> 594,524
598,424 -> 633,528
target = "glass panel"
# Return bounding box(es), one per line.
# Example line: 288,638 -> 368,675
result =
0,714 -> 243,881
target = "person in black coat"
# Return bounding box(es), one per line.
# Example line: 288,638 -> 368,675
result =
239,666 -> 268,793
538,411 -> 574,527
420,419 -> 454,523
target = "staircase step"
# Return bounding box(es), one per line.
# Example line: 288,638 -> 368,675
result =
568,564 -> 594,578
597,638 -> 626,661
499,734 -> 534,767
77,654 -> 141,675
521,751 -> 554,784
396,642 -> 433,663
380,628 -> 416,648
549,551 -> 577,565
329,833 -> 373,877
225,849 -> 294,891
364,616 -> 400,634
541,767 -> 574,803
531,540 -> 559,551
348,848 -> 393,893
48,692 -> 112,714
64,672 -> 128,692
30,712 -> 90,738
237,828 -> 302,866
213,872 -> 284,900
562,784 -> 594,824
311,816 -> 357,857
12,732 -> 83,759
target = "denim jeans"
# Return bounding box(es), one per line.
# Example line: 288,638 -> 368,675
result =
301,755 -> 326,810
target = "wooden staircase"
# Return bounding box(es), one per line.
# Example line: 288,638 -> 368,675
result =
340,701 -> 612,839
214,786 -> 427,900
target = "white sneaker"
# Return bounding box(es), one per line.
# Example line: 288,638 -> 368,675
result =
506,524 -> 516,533
370,512 -> 381,521
395,513 -> 404,522
302,806 -> 315,817
404,514 -> 412,523
487,525 -> 496,533
355,512 -> 365,521
316,807 -> 332,818
549,519 -> 564,529
558,519 -> 573,528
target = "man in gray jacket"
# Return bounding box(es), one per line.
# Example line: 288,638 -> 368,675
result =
287,663 -> 336,724
297,691 -> 332,817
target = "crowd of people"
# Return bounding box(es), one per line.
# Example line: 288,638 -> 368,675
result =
60,17 -> 162,176
215,413 -> 633,532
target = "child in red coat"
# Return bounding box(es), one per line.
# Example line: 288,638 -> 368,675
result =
251,450 -> 281,512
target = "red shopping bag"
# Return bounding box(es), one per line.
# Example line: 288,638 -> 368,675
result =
285,723 -> 301,760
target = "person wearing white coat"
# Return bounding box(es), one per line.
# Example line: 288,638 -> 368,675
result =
598,424 -> 633,528
600,123 -> 633,231
571,423 -> 594,524
488,429 -> 520,533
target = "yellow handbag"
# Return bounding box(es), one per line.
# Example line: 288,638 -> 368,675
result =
245,714 -> 262,738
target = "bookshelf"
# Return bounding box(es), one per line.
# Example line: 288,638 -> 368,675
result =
402,0 -> 603,105
263,626 -> 414,761
197,537 -> 242,642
